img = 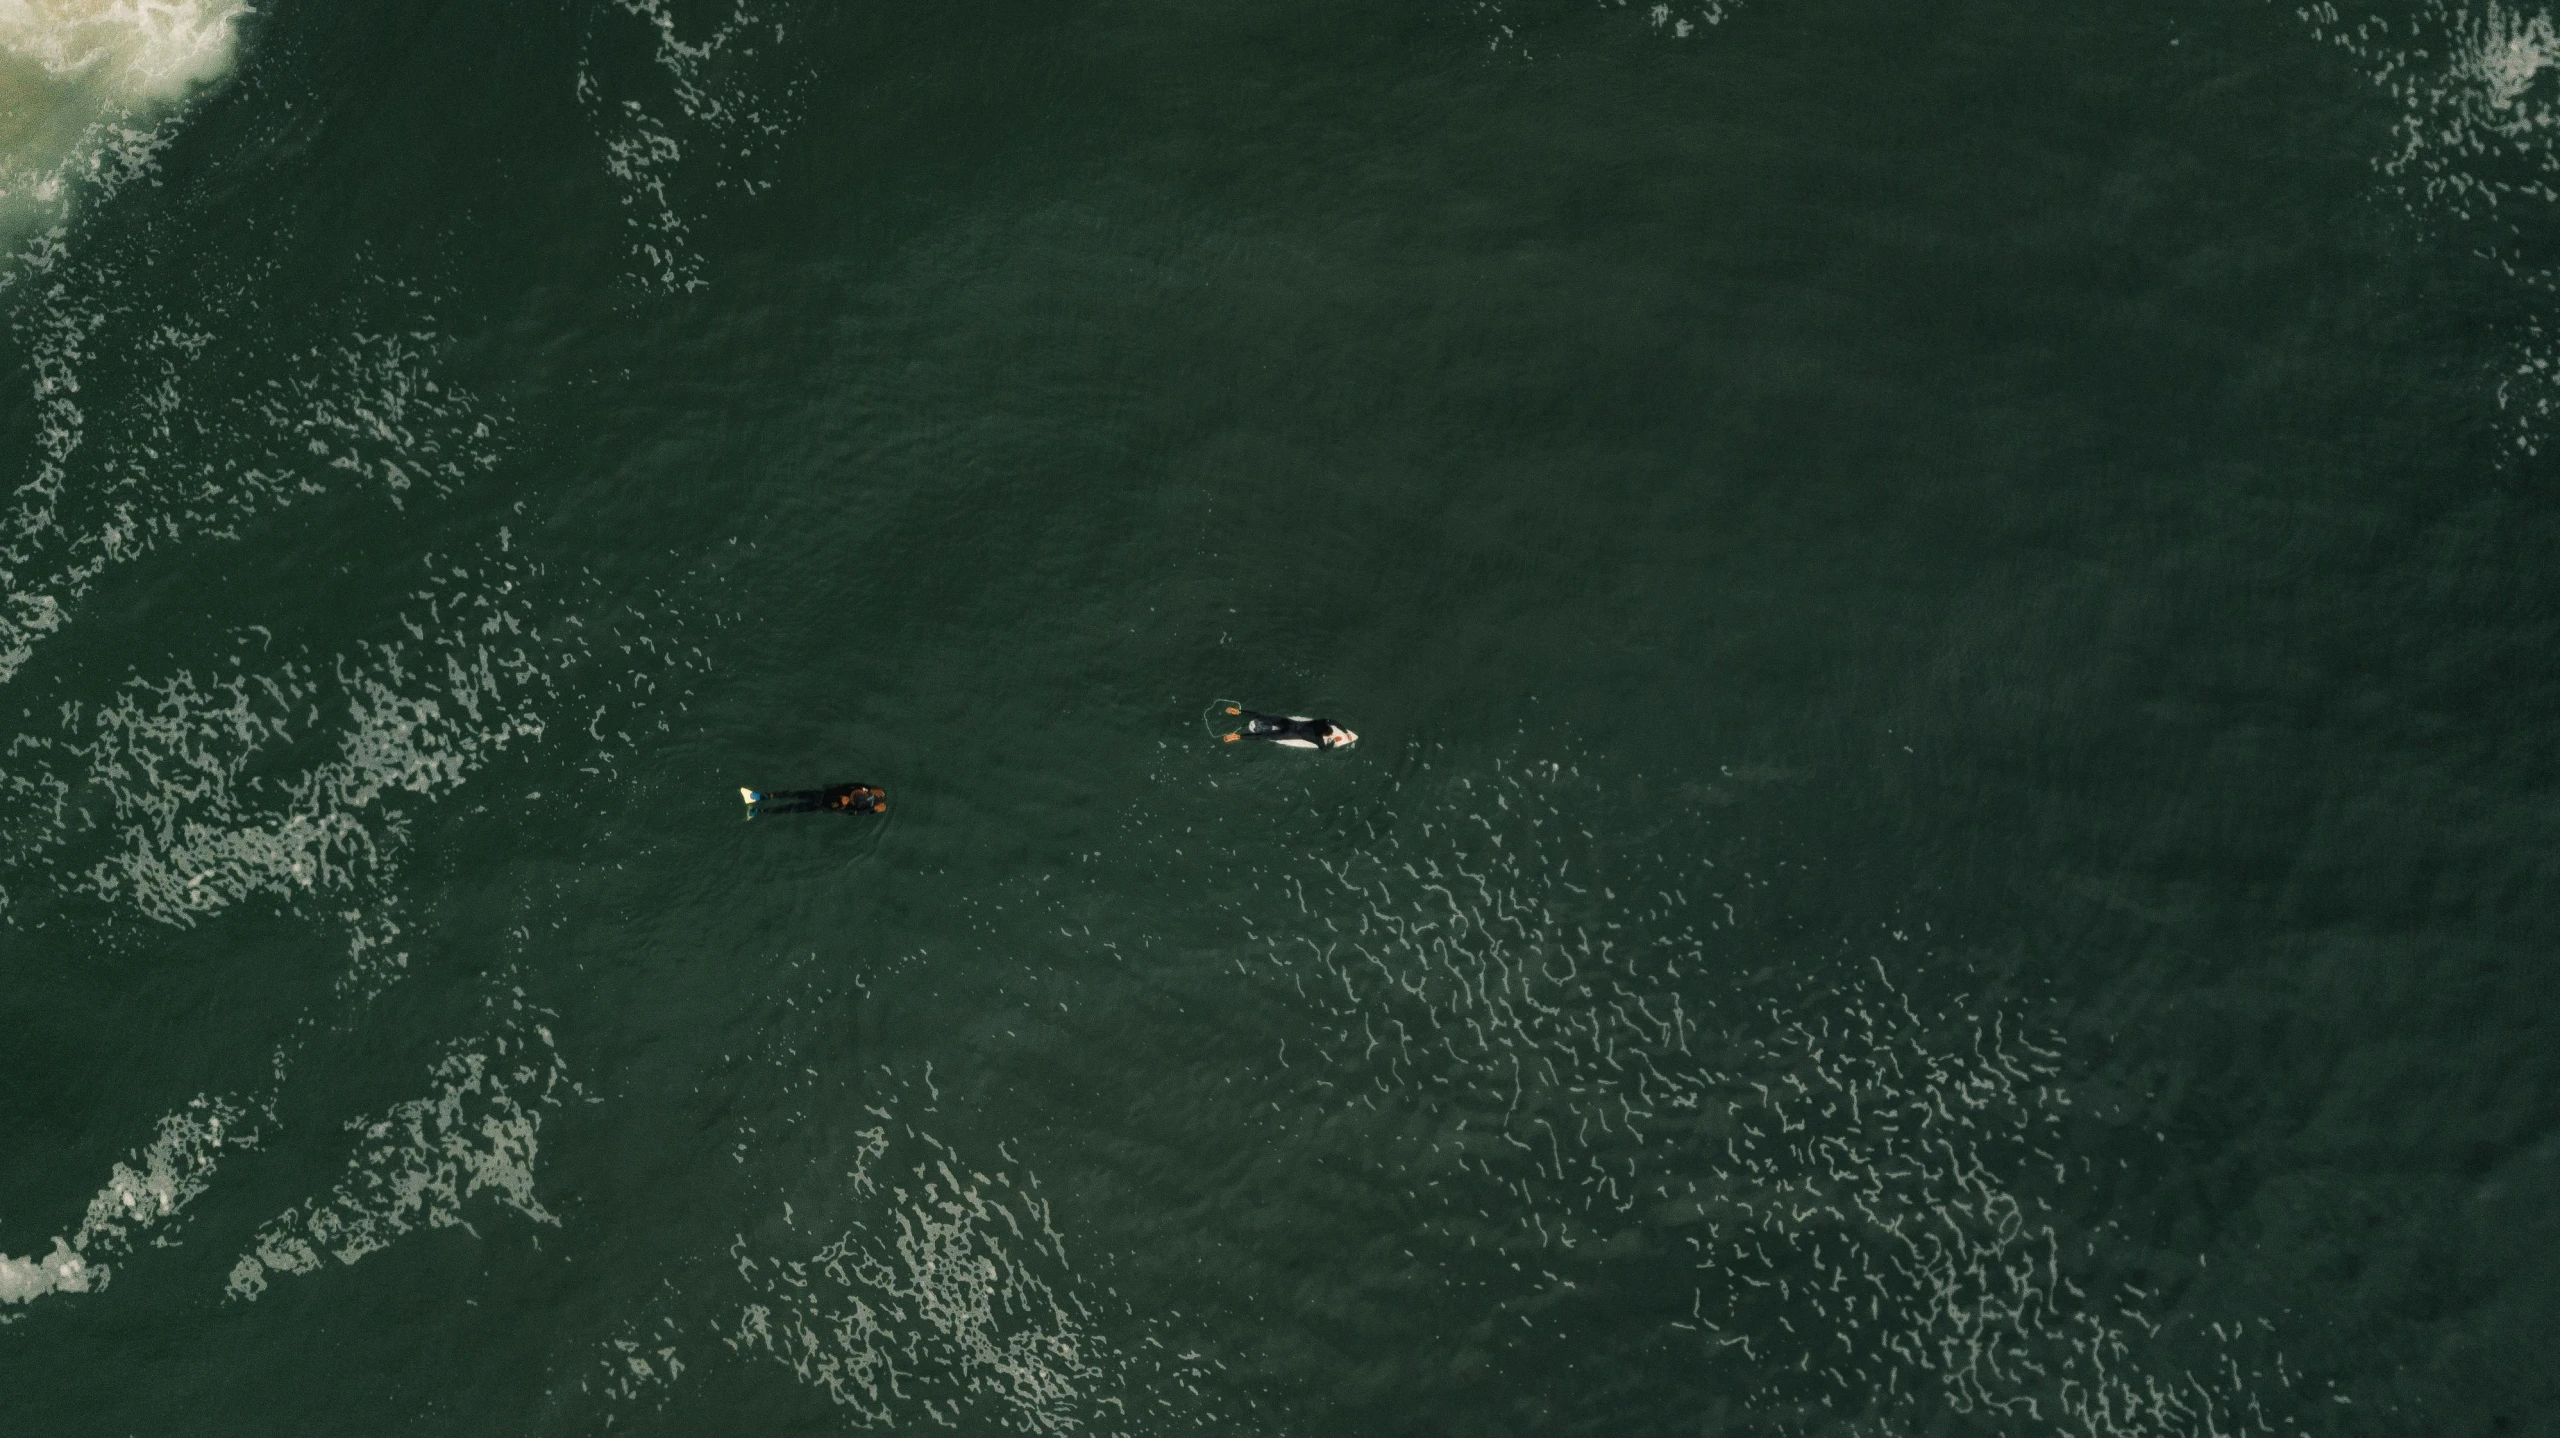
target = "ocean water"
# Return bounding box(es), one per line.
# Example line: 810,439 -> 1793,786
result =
1,0 -> 2554,1433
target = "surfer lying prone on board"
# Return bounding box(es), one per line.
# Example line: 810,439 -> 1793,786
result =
1219,707 -> 1358,750
740,783 -> 886,816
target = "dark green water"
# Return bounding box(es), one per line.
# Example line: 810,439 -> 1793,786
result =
2,0 -> 2554,1433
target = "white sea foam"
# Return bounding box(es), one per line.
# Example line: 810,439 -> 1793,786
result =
0,549 -> 719,1315
0,1094 -> 248,1311
1643,0 -> 1744,40
2,522 -> 722,940
0,561 -> 720,1317
225,992 -> 569,1301
1470,0 -> 1746,56
0,0 -> 243,91
727,1122 -> 1109,1433
2299,0 -> 2560,454
721,1102 -> 1237,1434
579,1029 -> 1220,1433
585,1305 -> 690,1417
33,547 -> 557,927
0,265 -> 507,689
1220,754 -> 2301,1434
577,0 -> 803,291
0,526 -> 732,931
2299,0 -> 2560,222
0,1237 -> 94,1306
0,0 -> 247,237
2453,2 -> 2560,108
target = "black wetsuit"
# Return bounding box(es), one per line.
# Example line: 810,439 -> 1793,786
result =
756,783 -> 885,814
1234,710 -> 1337,746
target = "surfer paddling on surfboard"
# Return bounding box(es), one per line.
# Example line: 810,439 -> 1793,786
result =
740,783 -> 887,817
1215,705 -> 1358,751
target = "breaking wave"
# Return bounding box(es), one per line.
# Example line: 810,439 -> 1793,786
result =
0,0 -> 247,238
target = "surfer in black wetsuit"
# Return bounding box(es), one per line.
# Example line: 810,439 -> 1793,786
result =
1219,706 -> 1358,751
740,783 -> 887,816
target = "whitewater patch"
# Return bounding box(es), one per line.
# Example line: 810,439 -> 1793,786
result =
0,523 -> 726,939
726,1118 -> 1112,1434
0,540 -> 556,928
2298,0 -> 2560,221
718,1110 -> 1228,1433
0,0 -> 248,239
0,548 -> 721,1318
225,990 -> 570,1301
0,1094 -> 251,1313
